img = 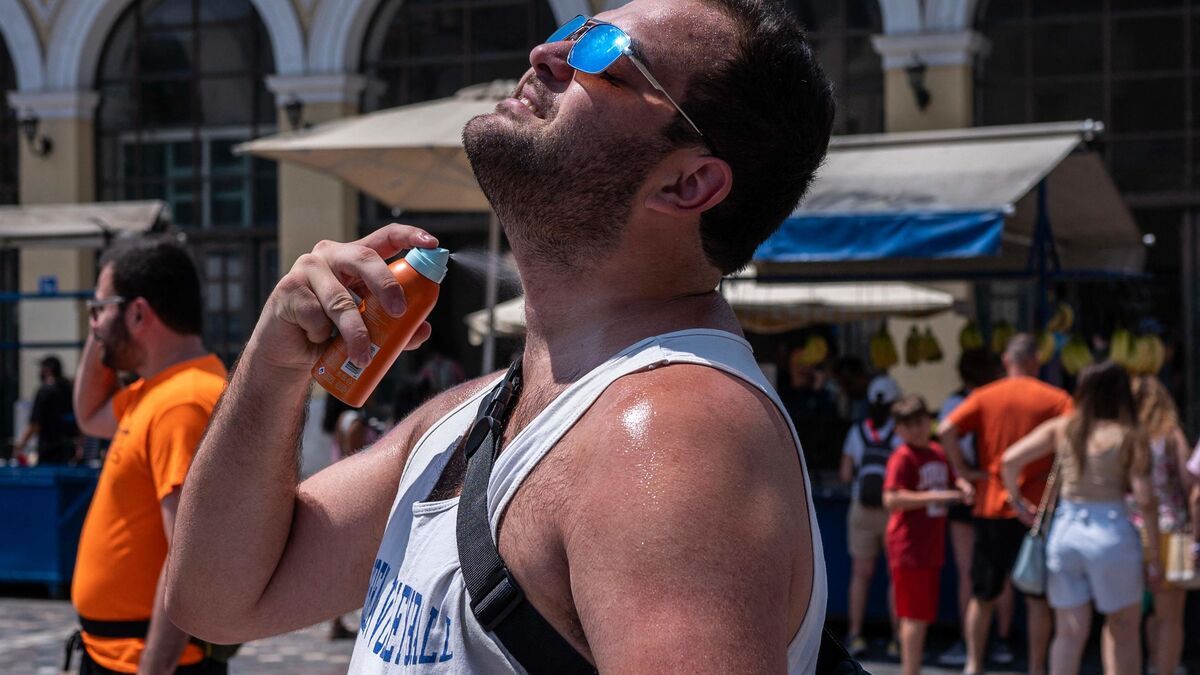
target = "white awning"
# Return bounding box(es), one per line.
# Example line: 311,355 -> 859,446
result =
465,277 -> 958,343
236,81 -> 514,212
0,201 -> 169,248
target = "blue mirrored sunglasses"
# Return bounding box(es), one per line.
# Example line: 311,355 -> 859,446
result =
546,15 -> 705,138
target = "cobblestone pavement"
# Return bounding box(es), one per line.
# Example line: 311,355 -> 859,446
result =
0,597 -> 356,674
4,596 -> 1191,674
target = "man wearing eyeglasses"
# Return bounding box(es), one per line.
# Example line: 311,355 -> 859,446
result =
168,1 -> 836,673
71,237 -> 229,674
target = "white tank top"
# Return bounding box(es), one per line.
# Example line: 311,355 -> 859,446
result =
348,329 -> 828,673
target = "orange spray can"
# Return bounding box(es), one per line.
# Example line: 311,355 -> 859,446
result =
311,247 -> 449,407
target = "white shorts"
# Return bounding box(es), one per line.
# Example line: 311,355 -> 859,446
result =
1046,500 -> 1144,613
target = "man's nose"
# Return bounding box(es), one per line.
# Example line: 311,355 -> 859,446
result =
528,41 -> 575,91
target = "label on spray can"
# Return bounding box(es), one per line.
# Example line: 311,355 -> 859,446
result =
339,343 -> 381,380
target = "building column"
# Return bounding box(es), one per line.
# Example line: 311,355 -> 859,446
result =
265,74 -> 365,272
871,30 -> 988,133
6,90 -> 99,400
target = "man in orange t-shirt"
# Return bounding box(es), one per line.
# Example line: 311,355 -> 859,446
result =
71,238 -> 228,675
941,333 -> 1072,675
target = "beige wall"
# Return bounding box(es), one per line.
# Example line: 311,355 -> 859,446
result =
17,116 -> 97,399
277,101 -> 359,272
17,117 -> 93,204
879,54 -> 978,403
884,64 -> 973,133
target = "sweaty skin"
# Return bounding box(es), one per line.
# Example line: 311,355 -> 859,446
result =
166,1 -> 818,672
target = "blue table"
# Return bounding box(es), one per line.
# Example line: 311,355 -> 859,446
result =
0,466 -> 99,596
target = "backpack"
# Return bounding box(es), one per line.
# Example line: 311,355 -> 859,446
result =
856,422 -> 895,508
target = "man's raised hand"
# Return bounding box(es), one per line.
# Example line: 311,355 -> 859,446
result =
253,224 -> 438,373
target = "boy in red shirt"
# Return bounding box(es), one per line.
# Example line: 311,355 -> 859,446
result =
883,394 -> 968,675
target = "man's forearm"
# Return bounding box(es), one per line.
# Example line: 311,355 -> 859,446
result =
168,335 -> 312,628
940,430 -> 973,478
14,423 -> 35,452
140,565 -> 191,675
74,336 -> 119,437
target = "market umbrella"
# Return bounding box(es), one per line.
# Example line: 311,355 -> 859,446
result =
236,80 -> 517,370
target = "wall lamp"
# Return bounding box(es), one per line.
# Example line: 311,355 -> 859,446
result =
905,56 -> 932,111
284,95 -> 308,130
19,111 -> 52,156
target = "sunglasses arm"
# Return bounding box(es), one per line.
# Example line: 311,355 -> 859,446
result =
624,51 -> 704,138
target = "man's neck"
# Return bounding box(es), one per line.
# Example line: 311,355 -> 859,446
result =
518,273 -> 737,387
137,335 -> 209,380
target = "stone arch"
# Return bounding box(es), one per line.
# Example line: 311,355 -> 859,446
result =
877,0 -> 977,34
308,0 -> 586,74
0,0 -> 45,90
44,0 -> 304,90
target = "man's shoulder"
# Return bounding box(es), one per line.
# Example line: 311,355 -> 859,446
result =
147,360 -> 227,412
571,363 -> 799,484
592,362 -> 788,434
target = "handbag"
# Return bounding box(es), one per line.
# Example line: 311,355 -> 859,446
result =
1011,454 -> 1062,595
1165,531 -> 1200,589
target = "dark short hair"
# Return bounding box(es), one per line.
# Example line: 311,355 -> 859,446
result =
99,236 -> 203,336
664,0 -> 836,275
891,393 -> 931,423
39,355 -> 63,379
957,347 -> 996,389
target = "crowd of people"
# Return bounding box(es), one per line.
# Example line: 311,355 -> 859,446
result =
836,333 -> 1200,675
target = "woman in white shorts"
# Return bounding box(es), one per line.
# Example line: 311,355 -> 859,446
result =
1002,361 -> 1159,675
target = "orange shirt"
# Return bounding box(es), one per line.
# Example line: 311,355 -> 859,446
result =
944,375 -> 1072,520
72,354 -> 227,673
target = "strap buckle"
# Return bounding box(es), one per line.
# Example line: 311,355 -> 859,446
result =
462,416 -> 496,460
470,567 -> 526,631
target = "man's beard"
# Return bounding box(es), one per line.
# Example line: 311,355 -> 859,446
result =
462,109 -> 671,275
98,316 -> 141,372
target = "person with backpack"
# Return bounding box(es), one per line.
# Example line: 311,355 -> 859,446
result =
840,375 -> 903,658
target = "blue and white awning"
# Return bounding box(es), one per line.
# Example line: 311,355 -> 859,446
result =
753,121 -> 1143,279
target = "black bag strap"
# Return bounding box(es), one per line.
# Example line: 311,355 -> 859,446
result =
816,630 -> 870,674
453,358 -> 866,675
455,357 -> 596,674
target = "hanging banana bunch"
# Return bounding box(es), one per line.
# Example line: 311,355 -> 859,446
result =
794,333 -> 829,367
1109,328 -> 1133,368
921,326 -> 944,363
1125,334 -> 1166,376
1035,331 -> 1056,365
1045,302 -> 1075,334
870,323 -> 899,371
904,326 -> 923,367
959,320 -> 984,350
1061,334 -> 1094,376
991,320 -> 1015,355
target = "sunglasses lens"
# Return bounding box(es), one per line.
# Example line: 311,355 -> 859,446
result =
547,15 -> 588,43
567,23 -> 629,74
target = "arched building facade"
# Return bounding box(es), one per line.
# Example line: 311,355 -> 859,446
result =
1,0 -> 1196,428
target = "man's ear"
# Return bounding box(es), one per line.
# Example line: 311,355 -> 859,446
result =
644,153 -> 733,217
125,297 -> 151,334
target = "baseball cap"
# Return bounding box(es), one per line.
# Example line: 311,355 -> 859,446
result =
867,375 -> 901,405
